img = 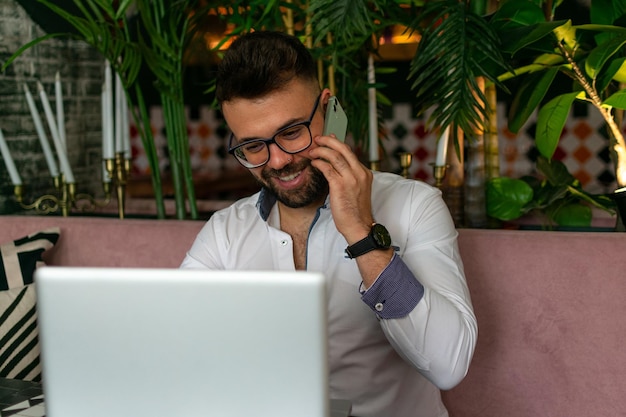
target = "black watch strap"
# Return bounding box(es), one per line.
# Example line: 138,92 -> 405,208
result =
345,235 -> 377,259
345,223 -> 391,259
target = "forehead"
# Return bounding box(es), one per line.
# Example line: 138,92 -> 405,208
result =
222,80 -> 318,140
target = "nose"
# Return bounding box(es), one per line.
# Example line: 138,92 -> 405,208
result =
265,143 -> 293,169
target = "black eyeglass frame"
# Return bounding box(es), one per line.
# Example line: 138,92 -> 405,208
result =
227,94 -> 322,168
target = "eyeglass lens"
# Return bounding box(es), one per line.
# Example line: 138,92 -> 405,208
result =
233,124 -> 312,168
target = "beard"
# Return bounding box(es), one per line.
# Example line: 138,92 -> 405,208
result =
257,159 -> 329,208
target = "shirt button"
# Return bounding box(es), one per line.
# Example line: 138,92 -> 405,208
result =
375,302 -> 384,312
280,240 -> 288,246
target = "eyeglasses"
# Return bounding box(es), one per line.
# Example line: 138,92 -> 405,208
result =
228,94 -> 321,168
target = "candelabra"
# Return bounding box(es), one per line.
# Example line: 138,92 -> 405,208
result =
431,163 -> 448,188
12,153 -> 130,218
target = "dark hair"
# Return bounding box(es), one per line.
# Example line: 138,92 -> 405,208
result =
216,31 -> 318,103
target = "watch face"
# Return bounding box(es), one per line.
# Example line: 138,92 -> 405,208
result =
372,224 -> 391,248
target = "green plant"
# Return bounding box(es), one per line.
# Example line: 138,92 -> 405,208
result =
487,156 -> 614,227
491,0 -> 626,189
481,0 -> 626,227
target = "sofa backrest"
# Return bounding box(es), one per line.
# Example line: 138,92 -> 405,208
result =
444,228 -> 626,417
1,216 -> 204,268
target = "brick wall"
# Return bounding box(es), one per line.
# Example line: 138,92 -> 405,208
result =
0,0 -> 105,214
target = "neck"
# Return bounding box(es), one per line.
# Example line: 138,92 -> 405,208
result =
277,196 -> 325,222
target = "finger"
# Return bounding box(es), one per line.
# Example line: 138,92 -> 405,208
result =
310,135 -> 362,171
317,135 -> 367,172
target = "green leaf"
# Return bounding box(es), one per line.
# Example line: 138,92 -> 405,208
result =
536,156 -> 576,187
535,92 -> 579,159
585,34 -> 626,80
591,0 -> 626,25
308,0 -> 379,47
508,67 -> 559,133
1,33 -> 65,71
486,177 -> 534,221
501,20 -> 567,56
609,57 -> 626,83
549,203 -> 592,227
490,0 -> 545,32
604,90 -> 626,110
590,0 -> 626,44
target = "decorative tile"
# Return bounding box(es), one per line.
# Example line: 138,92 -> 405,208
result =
127,101 -> 621,193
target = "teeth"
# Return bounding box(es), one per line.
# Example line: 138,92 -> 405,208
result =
279,171 -> 300,181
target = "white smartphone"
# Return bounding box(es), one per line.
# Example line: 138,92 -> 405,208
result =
323,96 -> 348,142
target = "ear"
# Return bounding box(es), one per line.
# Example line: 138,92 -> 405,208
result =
320,88 -> 333,112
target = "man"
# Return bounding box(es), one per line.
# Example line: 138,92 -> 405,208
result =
181,31 -> 477,417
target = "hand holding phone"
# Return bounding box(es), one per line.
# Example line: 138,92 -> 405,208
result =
323,96 -> 348,142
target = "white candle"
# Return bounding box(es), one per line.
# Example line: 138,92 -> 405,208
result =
121,87 -> 131,159
38,81 -> 75,183
115,71 -> 124,154
0,129 -> 22,185
101,86 -> 111,183
435,126 -> 450,166
55,71 -> 67,154
103,61 -> 114,159
368,54 -> 378,162
23,84 -> 59,177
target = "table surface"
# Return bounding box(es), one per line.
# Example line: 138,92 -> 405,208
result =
0,378 -> 351,417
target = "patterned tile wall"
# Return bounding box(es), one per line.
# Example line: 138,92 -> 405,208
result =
130,101 -> 621,196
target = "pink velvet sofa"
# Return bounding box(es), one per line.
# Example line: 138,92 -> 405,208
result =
1,215 -> 625,416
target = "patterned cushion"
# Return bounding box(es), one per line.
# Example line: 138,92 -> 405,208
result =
0,228 -> 60,382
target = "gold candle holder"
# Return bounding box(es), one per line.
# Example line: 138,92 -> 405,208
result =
369,160 -> 380,171
105,152 -> 131,219
11,154 -> 131,218
431,163 -> 448,188
12,174 -> 107,217
398,152 -> 413,179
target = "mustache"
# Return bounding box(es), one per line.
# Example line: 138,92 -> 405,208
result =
262,159 -> 311,179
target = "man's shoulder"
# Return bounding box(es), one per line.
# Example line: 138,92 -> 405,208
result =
372,171 -> 439,197
212,192 -> 262,218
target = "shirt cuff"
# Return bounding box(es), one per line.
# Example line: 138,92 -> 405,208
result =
360,253 -> 424,319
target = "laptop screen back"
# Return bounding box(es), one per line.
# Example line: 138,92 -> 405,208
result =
35,267 -> 329,417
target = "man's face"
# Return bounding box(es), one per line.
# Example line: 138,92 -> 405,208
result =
222,80 -> 330,209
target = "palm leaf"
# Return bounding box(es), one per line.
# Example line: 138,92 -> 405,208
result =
408,0 -> 509,140
308,0 -> 383,48
2,33 -> 66,71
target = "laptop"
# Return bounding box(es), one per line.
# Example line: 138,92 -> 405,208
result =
34,266 -> 349,417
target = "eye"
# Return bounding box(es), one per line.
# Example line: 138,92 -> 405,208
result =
241,141 -> 266,154
276,124 -> 306,141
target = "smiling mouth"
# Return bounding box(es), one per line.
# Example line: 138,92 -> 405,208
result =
278,171 -> 302,182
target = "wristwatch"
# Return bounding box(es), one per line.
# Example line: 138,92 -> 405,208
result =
345,223 -> 391,259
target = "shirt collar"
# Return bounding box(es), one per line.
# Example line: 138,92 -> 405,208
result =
256,188 -> 276,221
255,188 -> 330,222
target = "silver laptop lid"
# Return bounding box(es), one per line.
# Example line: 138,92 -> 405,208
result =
35,267 -> 329,417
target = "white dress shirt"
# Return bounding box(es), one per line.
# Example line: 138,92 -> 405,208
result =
181,171 -> 477,417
